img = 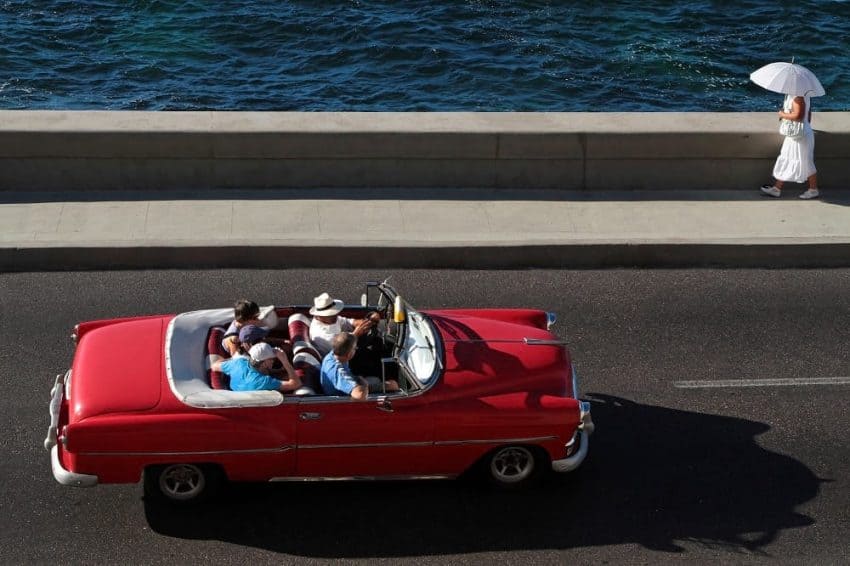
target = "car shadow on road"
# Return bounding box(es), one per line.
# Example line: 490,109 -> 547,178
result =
144,394 -> 820,558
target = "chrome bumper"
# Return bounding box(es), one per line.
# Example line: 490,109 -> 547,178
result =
50,445 -> 98,487
552,398 -> 594,473
44,372 -> 66,451
45,370 -> 98,487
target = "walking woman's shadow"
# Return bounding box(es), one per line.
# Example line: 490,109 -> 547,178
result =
144,394 -> 821,558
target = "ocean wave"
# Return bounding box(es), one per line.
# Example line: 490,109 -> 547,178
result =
0,1 -> 847,110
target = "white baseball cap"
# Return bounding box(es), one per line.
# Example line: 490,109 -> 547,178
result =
249,342 -> 276,363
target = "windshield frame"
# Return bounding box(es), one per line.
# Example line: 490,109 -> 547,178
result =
396,303 -> 442,387
368,281 -> 444,391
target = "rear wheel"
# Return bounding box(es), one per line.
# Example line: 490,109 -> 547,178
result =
484,445 -> 546,488
144,463 -> 223,503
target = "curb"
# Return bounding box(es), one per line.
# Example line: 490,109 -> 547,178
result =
3,243 -> 850,271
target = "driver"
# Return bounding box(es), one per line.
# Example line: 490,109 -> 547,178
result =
308,292 -> 376,357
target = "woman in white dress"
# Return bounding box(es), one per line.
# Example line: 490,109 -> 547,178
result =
760,94 -> 819,199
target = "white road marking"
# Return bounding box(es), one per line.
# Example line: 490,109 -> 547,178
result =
674,377 -> 850,389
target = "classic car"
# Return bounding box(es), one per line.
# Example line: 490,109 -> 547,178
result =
45,281 -> 594,503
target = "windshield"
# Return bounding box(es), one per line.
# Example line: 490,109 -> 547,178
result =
397,306 -> 439,385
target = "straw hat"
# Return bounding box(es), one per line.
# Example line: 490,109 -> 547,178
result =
309,292 -> 344,316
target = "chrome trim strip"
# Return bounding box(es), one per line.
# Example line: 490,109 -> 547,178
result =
524,338 -> 569,346
79,446 -> 294,457
51,446 -> 98,487
294,392 -> 413,405
270,474 -> 455,482
299,441 -> 432,450
299,436 -> 558,450
443,339 -> 530,344
435,437 -> 556,447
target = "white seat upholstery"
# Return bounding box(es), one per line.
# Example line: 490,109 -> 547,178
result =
165,307 -> 284,408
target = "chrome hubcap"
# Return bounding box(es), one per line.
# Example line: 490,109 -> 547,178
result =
490,446 -> 534,483
159,464 -> 205,500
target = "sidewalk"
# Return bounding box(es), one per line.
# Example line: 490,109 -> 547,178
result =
2,189 -> 850,270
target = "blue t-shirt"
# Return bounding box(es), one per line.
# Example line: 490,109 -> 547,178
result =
320,352 -> 359,396
220,357 -> 282,392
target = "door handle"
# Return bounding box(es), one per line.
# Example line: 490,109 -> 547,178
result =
376,396 -> 394,413
299,412 -> 322,421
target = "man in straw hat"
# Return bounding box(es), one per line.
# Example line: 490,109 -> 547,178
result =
308,292 -> 377,357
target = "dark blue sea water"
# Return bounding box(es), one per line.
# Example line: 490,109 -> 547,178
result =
1,1 -> 848,111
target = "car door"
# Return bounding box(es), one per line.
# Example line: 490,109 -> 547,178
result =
206,402 -> 298,481
295,393 -> 436,478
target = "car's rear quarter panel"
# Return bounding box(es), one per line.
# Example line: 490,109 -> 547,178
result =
61,315 -> 296,484
62,410 -> 296,483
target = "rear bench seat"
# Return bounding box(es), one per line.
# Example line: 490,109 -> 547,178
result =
166,308 -> 284,408
206,326 -> 229,390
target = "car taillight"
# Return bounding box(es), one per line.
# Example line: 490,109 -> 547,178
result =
64,370 -> 73,401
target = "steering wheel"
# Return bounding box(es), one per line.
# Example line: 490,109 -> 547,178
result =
371,291 -> 393,344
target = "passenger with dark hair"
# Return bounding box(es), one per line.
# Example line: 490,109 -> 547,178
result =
234,299 -> 261,322
222,299 -> 264,355
233,324 -> 268,358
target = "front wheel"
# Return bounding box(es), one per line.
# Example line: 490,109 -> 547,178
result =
144,463 -> 223,504
484,445 -> 546,488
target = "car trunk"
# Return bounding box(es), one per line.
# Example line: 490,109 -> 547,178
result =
69,316 -> 167,423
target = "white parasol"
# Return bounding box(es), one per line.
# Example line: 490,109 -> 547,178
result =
750,61 -> 825,97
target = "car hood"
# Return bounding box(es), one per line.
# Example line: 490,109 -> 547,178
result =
425,309 -> 570,394
426,308 -> 553,343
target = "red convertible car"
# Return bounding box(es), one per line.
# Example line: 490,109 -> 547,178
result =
45,281 -> 593,502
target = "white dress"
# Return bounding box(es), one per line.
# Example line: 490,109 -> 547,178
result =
772,94 -> 816,183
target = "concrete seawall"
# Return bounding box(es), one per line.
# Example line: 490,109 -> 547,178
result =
1,111 -> 849,191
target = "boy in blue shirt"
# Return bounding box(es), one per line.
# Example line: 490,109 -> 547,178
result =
213,342 -> 301,392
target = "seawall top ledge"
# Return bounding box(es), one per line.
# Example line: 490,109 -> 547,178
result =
1,110 -> 849,134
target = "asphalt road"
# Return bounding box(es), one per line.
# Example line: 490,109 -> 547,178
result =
2,269 -> 849,565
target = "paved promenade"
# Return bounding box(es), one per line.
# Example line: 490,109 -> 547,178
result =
2,188 -> 850,270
